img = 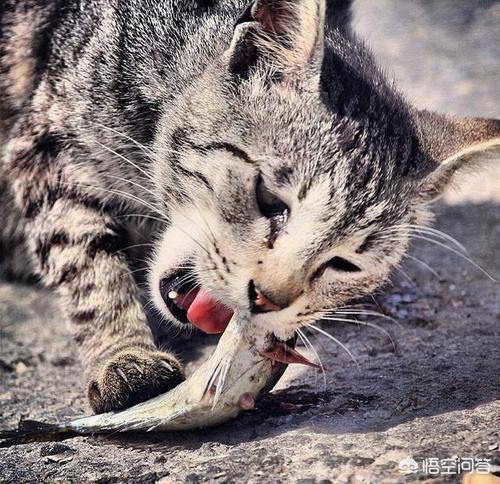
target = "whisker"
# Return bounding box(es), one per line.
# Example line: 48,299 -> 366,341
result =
406,234 -> 496,281
319,303 -> 378,313
307,324 -> 359,368
145,181 -> 218,249
394,266 -> 418,289
321,316 -> 398,353
388,224 -> 467,253
62,180 -> 212,256
60,180 -> 165,218
404,254 -> 440,278
370,296 -> 383,313
376,229 -> 496,281
120,213 -> 167,224
296,329 -> 320,389
102,174 -> 158,201
93,140 -> 155,183
91,122 -> 155,158
80,128 -> 220,252
120,267 -> 149,279
88,122 -> 205,176
170,272 -> 200,288
112,242 -> 155,255
331,310 -> 400,326
296,328 -> 327,392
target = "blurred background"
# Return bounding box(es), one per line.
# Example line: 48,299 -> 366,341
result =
355,0 -> 500,203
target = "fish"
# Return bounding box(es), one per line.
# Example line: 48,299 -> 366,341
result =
0,314 -> 319,446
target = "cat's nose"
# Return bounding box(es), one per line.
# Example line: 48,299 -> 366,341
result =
248,280 -> 286,314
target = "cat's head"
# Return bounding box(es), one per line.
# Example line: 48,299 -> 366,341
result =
150,0 -> 500,341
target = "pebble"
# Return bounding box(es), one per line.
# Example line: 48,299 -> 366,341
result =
0,358 -> 14,372
0,391 -> 14,402
15,361 -> 28,374
386,293 -> 416,305
40,442 -> 73,457
42,455 -> 73,465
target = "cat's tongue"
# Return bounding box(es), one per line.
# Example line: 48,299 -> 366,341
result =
186,288 -> 233,334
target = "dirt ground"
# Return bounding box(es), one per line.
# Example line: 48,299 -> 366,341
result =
1,1 -> 499,483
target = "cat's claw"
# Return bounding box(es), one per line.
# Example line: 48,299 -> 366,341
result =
87,348 -> 184,414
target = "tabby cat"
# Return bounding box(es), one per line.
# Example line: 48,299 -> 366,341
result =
0,0 -> 498,413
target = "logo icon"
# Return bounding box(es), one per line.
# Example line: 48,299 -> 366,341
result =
398,456 -> 419,474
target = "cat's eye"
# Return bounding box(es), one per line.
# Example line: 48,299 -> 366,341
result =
327,256 -> 361,273
310,256 -> 362,282
255,174 -> 289,218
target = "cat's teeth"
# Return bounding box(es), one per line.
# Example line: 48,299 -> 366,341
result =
168,290 -> 178,300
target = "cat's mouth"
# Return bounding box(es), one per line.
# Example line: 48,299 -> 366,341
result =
159,269 -> 321,368
160,268 -> 233,334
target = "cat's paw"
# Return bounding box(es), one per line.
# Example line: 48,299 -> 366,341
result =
87,348 -> 185,414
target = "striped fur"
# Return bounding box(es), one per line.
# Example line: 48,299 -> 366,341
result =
1,0 -> 498,413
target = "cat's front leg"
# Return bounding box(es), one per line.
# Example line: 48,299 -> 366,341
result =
6,124 -> 184,413
33,200 -> 185,414
34,201 -> 185,413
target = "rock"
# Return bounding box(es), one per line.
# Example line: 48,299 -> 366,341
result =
39,443 -> 74,457
14,361 -> 28,375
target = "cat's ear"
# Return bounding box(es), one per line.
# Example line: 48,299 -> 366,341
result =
226,0 -> 326,79
415,110 -> 500,201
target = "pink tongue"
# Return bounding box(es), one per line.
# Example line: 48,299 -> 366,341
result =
186,288 -> 234,334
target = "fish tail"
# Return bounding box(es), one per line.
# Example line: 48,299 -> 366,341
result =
0,419 -> 76,447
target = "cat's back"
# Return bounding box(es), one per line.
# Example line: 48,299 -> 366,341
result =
0,0 -> 61,121
1,0 -> 352,116
0,0 -> 247,138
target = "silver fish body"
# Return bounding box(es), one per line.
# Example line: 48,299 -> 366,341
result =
65,316 -> 286,434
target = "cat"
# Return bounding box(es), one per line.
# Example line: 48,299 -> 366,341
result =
0,0 -> 498,414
